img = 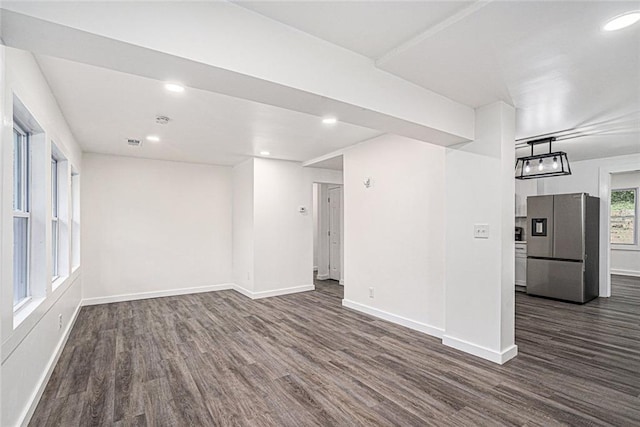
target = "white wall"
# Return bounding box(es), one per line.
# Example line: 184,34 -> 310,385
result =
343,134 -> 446,337
1,277 -> 80,427
444,101 -> 516,364
231,158 -> 341,297
540,153 -> 640,287
232,158 -> 255,290
253,159 -> 312,292
81,154 -> 233,303
1,47 -> 83,427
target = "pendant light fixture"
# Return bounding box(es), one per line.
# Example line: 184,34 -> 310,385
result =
515,137 -> 571,180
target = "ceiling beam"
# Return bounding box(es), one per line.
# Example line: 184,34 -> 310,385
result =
375,0 -> 494,66
1,2 -> 475,146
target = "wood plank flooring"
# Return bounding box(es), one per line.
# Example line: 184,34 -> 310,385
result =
30,275 -> 640,426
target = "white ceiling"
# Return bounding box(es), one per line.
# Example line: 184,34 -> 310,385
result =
307,155 -> 344,171
22,1 -> 640,165
237,0 -> 640,160
35,55 -> 381,166
233,1 -> 473,59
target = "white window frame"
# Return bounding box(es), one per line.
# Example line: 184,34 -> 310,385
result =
13,124 -> 31,310
51,156 -> 59,281
610,187 -> 638,246
71,171 -> 80,271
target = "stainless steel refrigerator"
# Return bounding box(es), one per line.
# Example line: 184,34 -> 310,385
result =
526,193 -> 600,303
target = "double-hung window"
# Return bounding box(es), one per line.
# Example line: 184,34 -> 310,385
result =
611,188 -> 637,245
51,157 -> 59,280
13,125 -> 30,308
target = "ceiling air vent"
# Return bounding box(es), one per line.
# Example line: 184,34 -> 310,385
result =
127,138 -> 142,147
155,115 -> 170,125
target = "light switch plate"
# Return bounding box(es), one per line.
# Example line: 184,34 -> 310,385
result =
474,224 -> 489,239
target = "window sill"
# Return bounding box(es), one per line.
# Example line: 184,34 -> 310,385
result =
13,296 -> 46,329
52,275 -> 68,291
13,297 -> 32,313
611,245 -> 640,252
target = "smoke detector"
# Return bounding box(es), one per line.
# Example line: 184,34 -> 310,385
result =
127,138 -> 142,147
155,115 -> 170,125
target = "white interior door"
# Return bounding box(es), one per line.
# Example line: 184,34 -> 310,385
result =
329,186 -> 341,281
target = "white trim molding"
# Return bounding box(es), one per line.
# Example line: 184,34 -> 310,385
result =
236,284 -> 315,300
442,335 -> 518,365
82,283 -> 316,306
598,159 -> 640,297
19,302 -> 82,427
611,269 -> 640,278
82,283 -> 235,306
342,299 -> 444,339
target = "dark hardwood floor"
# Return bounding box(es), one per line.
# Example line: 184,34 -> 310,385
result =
30,275 -> 640,426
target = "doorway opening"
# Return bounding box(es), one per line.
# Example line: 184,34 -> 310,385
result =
608,170 -> 640,295
599,161 -> 640,297
312,182 -> 343,299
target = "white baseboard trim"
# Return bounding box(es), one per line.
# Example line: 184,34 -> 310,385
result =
82,283 -> 316,306
316,273 -> 330,280
313,266 -> 318,272
611,268 -> 640,278
232,284 -> 254,299
442,335 -> 518,365
82,283 -> 235,306
341,299 -> 444,339
19,301 -> 82,427
242,284 -> 315,300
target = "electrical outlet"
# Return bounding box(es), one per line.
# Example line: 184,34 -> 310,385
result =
58,314 -> 63,329
474,224 -> 490,239
369,287 -> 374,298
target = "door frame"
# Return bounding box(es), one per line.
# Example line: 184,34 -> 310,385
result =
313,182 -> 344,284
328,185 -> 342,282
598,160 -> 640,297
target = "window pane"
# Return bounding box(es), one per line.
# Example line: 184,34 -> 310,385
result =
611,189 -> 636,244
52,219 -> 58,277
52,159 -> 58,217
13,129 -> 23,211
13,217 -> 29,305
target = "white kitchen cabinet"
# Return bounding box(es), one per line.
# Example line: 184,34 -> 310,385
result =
515,179 -> 538,217
515,243 -> 527,287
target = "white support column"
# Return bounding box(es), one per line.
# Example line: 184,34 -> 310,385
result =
443,101 -> 517,364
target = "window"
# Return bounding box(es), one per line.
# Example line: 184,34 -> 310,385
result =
13,125 -> 30,308
51,157 -> 59,280
610,188 -> 637,245
71,172 -> 80,270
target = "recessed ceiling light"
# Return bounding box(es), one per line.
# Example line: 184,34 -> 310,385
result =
603,11 -> 640,31
164,82 -> 185,93
146,135 -> 160,142
322,117 -> 337,125
260,150 -> 271,156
